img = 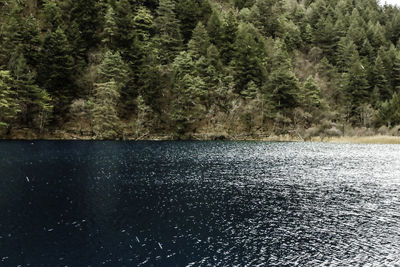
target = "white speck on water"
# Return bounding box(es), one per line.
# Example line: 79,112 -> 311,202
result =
48,228 -> 54,232
158,242 -> 163,249
136,236 -> 140,243
26,176 -> 30,182
121,230 -> 126,233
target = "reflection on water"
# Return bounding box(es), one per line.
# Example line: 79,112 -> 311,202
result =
0,141 -> 400,266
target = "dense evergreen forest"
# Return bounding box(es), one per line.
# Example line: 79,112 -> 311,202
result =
2,0 -> 400,139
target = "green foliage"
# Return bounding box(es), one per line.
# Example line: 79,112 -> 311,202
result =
0,71 -> 20,127
98,50 -> 129,89
38,27 -> 75,105
1,0 -> 400,136
269,67 -> 301,112
207,10 -> 223,48
231,23 -> 266,94
67,0 -> 101,51
138,49 -> 163,112
169,51 -> 206,134
175,0 -> 212,42
377,93 -> 400,127
154,0 -> 183,64
11,51 -> 53,129
43,0 -> 63,31
373,55 -> 391,101
301,76 -> 321,112
188,22 -> 210,60
250,0 -> 286,37
340,55 -> 370,121
91,80 -> 120,139
102,5 -> 118,49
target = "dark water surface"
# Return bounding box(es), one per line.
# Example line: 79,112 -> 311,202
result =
1,141 -> 400,266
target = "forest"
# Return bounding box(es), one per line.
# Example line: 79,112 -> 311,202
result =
2,0 -> 400,140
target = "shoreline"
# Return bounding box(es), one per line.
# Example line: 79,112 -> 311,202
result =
2,129 -> 400,144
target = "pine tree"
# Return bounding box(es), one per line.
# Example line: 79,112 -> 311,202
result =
97,50 -> 129,90
169,51 -> 206,134
250,0 -> 286,37
220,11 -> 239,64
373,55 -> 391,101
10,51 -> 53,129
231,23 -> 267,95
301,76 -> 321,112
133,6 -> 154,42
336,37 -> 358,73
169,74 -> 206,135
43,0 -> 63,31
154,0 -> 183,64
175,0 -> 200,42
102,5 -> 118,49
113,0 -> 135,50
377,93 -> 400,127
0,6 -> 41,69
341,55 -> 370,121
207,10 -> 223,48
188,22 -> 210,60
0,71 -> 20,128
392,53 -> 400,94
91,80 -> 120,139
138,50 -> 163,112
39,27 -> 75,105
67,0 -> 101,52
269,68 -> 301,112
312,16 -> 338,62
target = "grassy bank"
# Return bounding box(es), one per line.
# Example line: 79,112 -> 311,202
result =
3,128 -> 400,144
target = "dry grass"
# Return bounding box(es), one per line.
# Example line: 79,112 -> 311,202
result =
321,135 -> 400,144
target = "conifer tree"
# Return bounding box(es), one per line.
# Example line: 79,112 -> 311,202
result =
102,5 -> 118,50
133,6 -> 154,42
301,76 -> 321,112
336,37 -> 358,72
138,51 -> 163,112
207,10 -> 223,48
220,11 -> 239,64
113,0 -> 135,50
231,23 -> 266,94
0,6 -> 41,69
373,55 -> 391,101
188,22 -> 210,60
392,53 -> 400,94
175,0 -> 200,42
39,27 -> 75,105
67,0 -> 101,52
92,80 -> 120,139
250,0 -> 286,37
11,51 -> 53,129
43,0 -> 63,31
169,51 -> 206,134
341,55 -> 370,121
312,16 -> 338,62
269,68 -> 301,112
0,71 -> 20,128
97,50 -> 129,90
154,0 -> 183,64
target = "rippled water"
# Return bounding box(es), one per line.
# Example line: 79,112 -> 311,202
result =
1,141 -> 400,266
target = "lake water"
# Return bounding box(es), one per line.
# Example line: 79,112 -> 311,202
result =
0,141 -> 400,266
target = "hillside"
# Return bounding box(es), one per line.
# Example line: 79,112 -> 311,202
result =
2,0 -> 400,140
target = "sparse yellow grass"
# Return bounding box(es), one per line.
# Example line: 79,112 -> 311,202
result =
322,135 -> 400,144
